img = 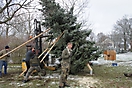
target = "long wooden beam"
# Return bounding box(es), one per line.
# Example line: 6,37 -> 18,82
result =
38,48 -> 48,59
0,28 -> 50,59
40,32 -> 64,63
87,63 -> 93,75
38,34 -> 61,59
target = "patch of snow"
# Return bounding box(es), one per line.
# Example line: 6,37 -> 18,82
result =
9,66 -> 21,68
36,84 -> 41,86
51,82 -> 56,84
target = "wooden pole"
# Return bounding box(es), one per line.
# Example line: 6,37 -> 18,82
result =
19,62 -> 27,77
40,32 -> 64,63
87,63 -> 93,75
40,43 -> 56,63
38,35 -> 61,59
38,48 -> 48,59
0,28 -> 50,59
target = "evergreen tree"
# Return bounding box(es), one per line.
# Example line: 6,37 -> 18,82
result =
39,0 -> 101,74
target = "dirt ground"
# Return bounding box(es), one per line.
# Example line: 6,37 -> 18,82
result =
77,76 -> 100,88
2,63 -> 132,88
0,61 -> 106,88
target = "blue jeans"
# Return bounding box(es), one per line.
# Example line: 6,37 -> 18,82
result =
0,60 -> 8,76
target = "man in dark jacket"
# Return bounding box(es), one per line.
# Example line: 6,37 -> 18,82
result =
23,56 -> 46,83
59,42 -> 73,88
24,47 -> 35,76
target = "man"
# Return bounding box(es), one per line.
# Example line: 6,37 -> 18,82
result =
0,46 -> 10,77
24,47 -> 35,76
59,42 -> 73,88
23,56 -> 46,83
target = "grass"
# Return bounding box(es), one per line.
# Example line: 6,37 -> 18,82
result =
91,65 -> 132,88
1,63 -> 132,88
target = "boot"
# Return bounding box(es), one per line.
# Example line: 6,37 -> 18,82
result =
124,73 -> 132,77
63,82 -> 70,87
23,80 -> 27,83
23,79 -> 30,83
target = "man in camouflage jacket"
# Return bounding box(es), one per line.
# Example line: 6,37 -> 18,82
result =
59,42 -> 73,88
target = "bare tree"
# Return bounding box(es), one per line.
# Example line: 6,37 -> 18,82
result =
109,30 -> 123,52
0,0 -> 33,24
97,32 -> 108,43
95,32 -> 109,50
56,0 -> 91,29
126,18 -> 132,51
88,31 -> 96,41
9,10 -> 35,38
0,0 -> 36,38
112,16 -> 130,51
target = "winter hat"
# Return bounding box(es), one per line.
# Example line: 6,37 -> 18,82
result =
5,45 -> 9,49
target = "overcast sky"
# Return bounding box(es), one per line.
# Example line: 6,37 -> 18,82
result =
88,0 -> 132,35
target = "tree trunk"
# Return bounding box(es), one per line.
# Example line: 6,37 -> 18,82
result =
124,38 -> 127,51
123,32 -> 127,51
6,24 -> 9,38
130,41 -> 132,51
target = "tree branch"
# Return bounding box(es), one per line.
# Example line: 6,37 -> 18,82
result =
0,0 -> 34,24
